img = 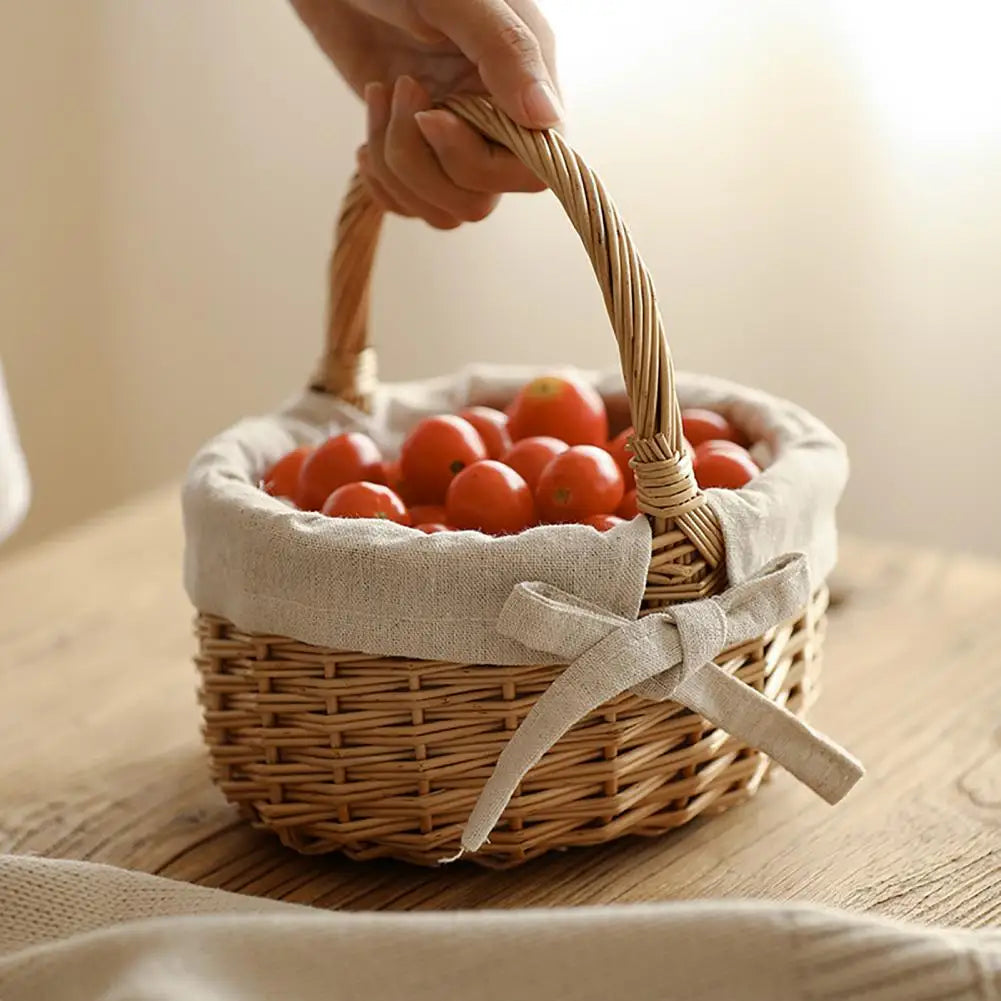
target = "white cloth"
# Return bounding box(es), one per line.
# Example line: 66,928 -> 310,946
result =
0,360 -> 30,544
1,856 -> 999,1001
182,365 -> 848,666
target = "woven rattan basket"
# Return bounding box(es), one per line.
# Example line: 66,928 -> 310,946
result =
194,97 -> 839,868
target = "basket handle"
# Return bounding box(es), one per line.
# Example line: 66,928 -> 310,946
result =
314,95 -> 726,599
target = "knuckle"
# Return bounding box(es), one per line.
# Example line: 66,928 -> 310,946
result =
496,20 -> 540,61
401,0 -> 436,36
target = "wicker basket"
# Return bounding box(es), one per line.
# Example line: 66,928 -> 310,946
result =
194,97 -> 844,868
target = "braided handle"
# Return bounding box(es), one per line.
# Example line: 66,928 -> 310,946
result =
314,95 -> 726,601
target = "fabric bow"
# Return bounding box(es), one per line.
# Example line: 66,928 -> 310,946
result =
452,553 -> 863,858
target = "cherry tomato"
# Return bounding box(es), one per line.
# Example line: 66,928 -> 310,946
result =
536,445 -> 624,523
321,482 -> 410,524
262,445 -> 312,501
606,427 -> 636,489
582,514 -> 626,531
681,408 -> 741,448
693,438 -> 749,463
446,460 -> 536,535
459,406 -> 512,460
415,522 -> 451,534
400,415 -> 488,503
408,504 -> 447,525
379,459 -> 420,506
501,436 -> 568,493
617,489 -> 639,519
693,446 -> 759,490
507,374 -> 608,446
297,432 -> 383,511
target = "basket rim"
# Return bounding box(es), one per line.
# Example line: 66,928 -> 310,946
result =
182,364 -> 846,666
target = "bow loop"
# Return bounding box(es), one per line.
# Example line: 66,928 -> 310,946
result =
714,552 -> 812,649
497,581 -> 628,662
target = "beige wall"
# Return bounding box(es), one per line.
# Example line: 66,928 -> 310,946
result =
3,1 -> 1000,557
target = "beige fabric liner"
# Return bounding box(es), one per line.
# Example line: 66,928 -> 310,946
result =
1,856 -> 999,1001
182,365 -> 847,667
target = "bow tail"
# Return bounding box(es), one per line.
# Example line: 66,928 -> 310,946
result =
453,655 -> 862,861
674,665 -> 863,805
455,635 -> 664,858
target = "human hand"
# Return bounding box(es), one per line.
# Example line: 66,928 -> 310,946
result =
289,0 -> 562,228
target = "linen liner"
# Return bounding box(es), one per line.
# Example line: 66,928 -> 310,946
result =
182,365 -> 847,667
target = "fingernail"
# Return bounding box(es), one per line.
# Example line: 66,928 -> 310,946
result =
523,80 -> 563,128
414,110 -> 447,141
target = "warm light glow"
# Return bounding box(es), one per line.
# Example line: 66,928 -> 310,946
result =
836,1 -> 1001,145
543,1 -> 717,98
545,1 -> 1001,146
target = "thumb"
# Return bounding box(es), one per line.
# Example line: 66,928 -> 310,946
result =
416,0 -> 563,129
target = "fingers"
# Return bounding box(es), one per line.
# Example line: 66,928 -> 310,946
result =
384,78 -> 499,222
415,0 -> 563,130
365,77 -> 519,228
364,80 -> 461,229
414,109 -> 546,193
363,73 -> 553,229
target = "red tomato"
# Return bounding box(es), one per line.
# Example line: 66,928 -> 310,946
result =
379,460 -> 420,506
262,445 -> 312,501
321,482 -> 410,524
459,406 -> 512,460
400,415 -> 488,503
606,427 -> 636,489
617,489 -> 639,519
415,522 -> 451,534
297,432 -> 383,511
681,408 -> 741,448
507,375 -> 608,446
693,438 -> 749,462
693,446 -> 759,490
535,445 -> 624,523
408,504 -> 447,525
446,460 -> 536,535
582,514 -> 626,531
501,436 -> 568,493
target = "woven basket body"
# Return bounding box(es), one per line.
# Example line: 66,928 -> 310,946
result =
197,594 -> 826,867
193,98 -> 832,867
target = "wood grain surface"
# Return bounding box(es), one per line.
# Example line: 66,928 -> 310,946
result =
1,488 -> 999,925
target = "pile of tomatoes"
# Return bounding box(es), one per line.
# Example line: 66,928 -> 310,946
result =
261,375 -> 762,535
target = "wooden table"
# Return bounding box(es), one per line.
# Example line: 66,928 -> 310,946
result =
1,488 -> 999,926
